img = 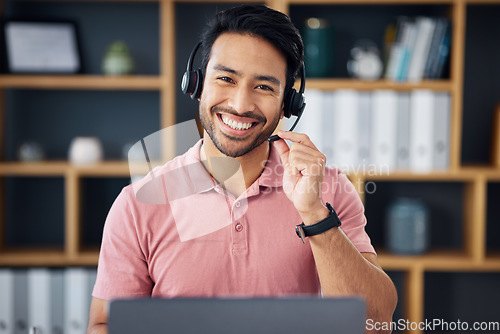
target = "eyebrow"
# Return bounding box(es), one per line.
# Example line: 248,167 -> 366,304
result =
212,64 -> 281,87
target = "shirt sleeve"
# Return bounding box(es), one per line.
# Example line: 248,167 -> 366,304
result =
325,168 -> 376,255
92,186 -> 154,300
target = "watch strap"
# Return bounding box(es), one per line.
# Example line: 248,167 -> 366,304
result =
295,203 -> 341,243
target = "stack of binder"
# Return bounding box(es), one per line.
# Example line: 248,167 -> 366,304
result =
283,89 -> 451,174
0,268 -> 97,334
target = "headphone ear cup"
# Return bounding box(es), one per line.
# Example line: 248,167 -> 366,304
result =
181,71 -> 194,94
283,90 -> 293,118
181,69 -> 203,100
191,69 -> 203,100
292,91 -> 305,117
181,70 -> 196,95
284,89 -> 305,118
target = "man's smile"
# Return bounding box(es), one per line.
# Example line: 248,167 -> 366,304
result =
216,111 -> 263,137
221,114 -> 254,130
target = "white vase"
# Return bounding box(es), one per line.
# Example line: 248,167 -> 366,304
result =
69,137 -> 103,165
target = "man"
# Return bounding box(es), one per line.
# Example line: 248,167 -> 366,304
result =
87,5 -> 397,333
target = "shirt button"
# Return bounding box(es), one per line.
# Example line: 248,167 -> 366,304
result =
235,223 -> 243,232
235,201 -> 241,208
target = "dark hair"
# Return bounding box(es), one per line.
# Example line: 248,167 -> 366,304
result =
200,4 -> 304,94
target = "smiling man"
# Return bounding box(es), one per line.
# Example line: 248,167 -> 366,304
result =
87,5 -> 397,334
200,35 -> 284,158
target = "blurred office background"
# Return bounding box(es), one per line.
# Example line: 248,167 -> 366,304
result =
0,1 -> 499,333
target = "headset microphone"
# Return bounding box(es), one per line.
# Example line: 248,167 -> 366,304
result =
181,42 -> 306,141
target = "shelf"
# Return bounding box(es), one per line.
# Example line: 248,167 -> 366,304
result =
2,248 -> 496,269
461,166 -> 500,180
360,170 -> 479,182
2,161 -> 499,180
303,79 -> 453,91
486,252 -> 500,264
0,161 -> 69,176
349,167 -> 500,182
466,0 -> 500,3
72,161 -> 134,177
378,250 -> 467,270
288,0 -> 456,4
0,161 -> 132,177
378,250 -> 500,271
0,75 -> 163,90
0,249 -> 99,266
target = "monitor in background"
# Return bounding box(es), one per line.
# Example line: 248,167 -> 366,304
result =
108,297 -> 366,334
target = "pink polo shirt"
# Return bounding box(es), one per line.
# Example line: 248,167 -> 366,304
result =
93,140 -> 375,300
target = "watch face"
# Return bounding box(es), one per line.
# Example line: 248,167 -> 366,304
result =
295,225 -> 306,244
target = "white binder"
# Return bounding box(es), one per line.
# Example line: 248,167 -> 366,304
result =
299,89 -> 325,151
51,269 -> 65,334
357,91 -> 372,169
14,270 -> 29,334
28,268 -> 52,334
65,268 -> 90,334
410,90 -> 435,172
322,91 -> 336,166
332,89 -> 359,171
433,92 -> 451,170
371,90 -> 398,172
0,269 -> 14,334
396,92 -> 411,170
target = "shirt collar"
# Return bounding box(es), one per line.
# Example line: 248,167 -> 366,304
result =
180,139 -> 217,194
183,139 -> 284,194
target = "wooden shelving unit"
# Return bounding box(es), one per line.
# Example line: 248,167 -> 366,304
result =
0,161 -> 131,177
0,75 -> 163,90
0,0 -> 499,332
303,78 -> 453,91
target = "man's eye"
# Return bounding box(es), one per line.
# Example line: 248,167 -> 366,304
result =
218,76 -> 234,83
257,85 -> 274,92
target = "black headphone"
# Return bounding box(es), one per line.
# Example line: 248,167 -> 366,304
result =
181,41 -> 306,120
181,42 -> 204,101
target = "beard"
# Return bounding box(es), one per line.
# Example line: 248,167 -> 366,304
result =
199,104 -> 281,158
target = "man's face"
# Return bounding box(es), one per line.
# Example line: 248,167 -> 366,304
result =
199,33 -> 287,158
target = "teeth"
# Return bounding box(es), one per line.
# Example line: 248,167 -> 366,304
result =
222,115 -> 253,130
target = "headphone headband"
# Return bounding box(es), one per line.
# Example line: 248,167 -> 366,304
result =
186,42 -> 201,73
298,64 -> 306,95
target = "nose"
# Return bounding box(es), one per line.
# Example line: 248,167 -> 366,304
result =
227,86 -> 256,114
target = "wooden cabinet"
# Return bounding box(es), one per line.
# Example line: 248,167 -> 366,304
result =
0,0 -> 173,265
0,0 -> 499,332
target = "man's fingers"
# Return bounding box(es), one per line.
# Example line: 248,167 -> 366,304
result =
286,156 -> 325,177
277,130 -> 319,150
272,137 -> 290,166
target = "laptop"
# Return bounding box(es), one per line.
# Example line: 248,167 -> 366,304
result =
108,297 -> 366,334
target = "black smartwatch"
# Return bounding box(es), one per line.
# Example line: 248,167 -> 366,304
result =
295,202 -> 341,244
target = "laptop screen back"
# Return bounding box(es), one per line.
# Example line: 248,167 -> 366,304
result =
109,297 -> 366,334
